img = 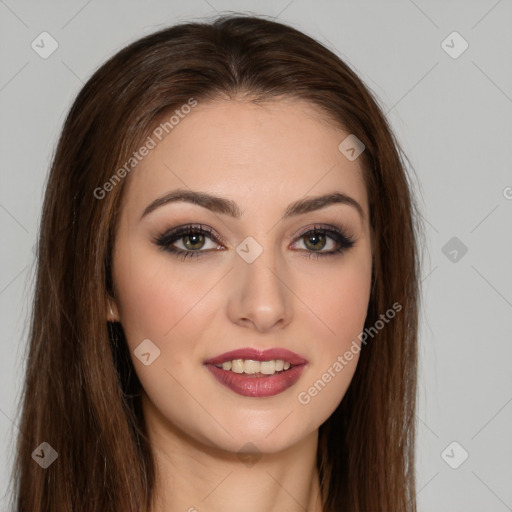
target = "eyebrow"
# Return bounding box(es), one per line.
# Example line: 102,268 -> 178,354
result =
140,188 -> 365,222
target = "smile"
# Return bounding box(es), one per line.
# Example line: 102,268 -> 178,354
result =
215,359 -> 292,375
204,348 -> 307,398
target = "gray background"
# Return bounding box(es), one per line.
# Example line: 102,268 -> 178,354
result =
1,1 -> 511,510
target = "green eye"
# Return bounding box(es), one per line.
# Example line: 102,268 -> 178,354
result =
155,223 -> 355,261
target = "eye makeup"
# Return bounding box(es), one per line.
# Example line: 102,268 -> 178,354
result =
153,222 -> 356,262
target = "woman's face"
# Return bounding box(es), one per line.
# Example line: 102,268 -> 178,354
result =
110,98 -> 372,454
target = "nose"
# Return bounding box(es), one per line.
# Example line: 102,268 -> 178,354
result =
226,242 -> 293,332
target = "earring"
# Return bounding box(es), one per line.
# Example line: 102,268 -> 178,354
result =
108,305 -> 116,322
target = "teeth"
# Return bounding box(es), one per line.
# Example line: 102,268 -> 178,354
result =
214,359 -> 293,375
231,359 -> 244,373
244,360 -> 260,374
260,360 -> 275,375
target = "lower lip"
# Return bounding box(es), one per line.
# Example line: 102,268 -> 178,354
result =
205,364 -> 306,398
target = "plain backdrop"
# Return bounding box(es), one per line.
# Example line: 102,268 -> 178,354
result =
1,1 -> 511,510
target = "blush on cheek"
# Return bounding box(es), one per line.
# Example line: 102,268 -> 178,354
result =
312,273 -> 370,339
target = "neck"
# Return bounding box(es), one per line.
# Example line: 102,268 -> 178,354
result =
144,398 -> 324,512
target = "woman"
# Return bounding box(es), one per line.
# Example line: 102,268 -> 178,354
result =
10,14 -> 421,512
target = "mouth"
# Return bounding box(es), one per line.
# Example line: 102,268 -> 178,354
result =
203,348 -> 307,398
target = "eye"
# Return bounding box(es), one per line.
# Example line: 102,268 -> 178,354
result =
154,223 -> 355,261
291,224 -> 355,259
153,224 -> 224,260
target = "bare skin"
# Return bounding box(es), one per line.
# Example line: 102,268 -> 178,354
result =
109,97 -> 372,511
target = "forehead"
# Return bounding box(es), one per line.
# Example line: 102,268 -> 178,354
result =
121,98 -> 368,222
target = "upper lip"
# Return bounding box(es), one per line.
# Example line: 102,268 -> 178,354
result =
203,348 -> 307,366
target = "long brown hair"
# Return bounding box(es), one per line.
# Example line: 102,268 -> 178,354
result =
10,14 -> 421,511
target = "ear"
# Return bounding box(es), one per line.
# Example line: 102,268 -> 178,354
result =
106,297 -> 120,323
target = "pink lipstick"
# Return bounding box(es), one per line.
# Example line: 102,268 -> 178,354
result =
204,348 -> 307,398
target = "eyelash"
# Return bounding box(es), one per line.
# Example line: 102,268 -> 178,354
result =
153,223 -> 355,261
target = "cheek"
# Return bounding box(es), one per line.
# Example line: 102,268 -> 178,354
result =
300,251 -> 372,345
112,243 -> 211,357
292,253 -> 371,418
111,248 -> 216,427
